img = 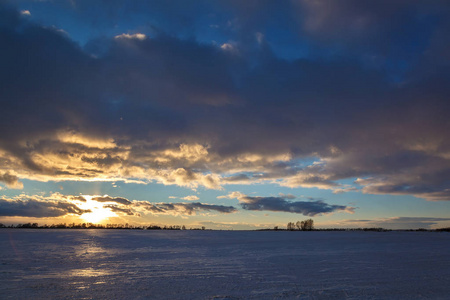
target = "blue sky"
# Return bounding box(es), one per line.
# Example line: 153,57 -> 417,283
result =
1,0 -> 450,229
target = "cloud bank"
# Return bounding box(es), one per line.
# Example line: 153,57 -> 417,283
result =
0,1 -> 449,202
0,195 -> 90,218
0,194 -> 237,218
136,202 -> 237,216
342,217 -> 450,229
223,192 -> 355,216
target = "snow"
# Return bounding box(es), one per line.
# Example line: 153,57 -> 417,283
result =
1,229 -> 449,299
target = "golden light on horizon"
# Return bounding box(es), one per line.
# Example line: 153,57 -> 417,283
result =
77,196 -> 117,224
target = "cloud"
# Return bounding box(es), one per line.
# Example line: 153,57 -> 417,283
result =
278,193 -> 296,199
362,184 -> 450,202
155,168 -> 222,190
357,174 -> 450,201
70,195 -> 87,202
217,191 -> 246,199
220,42 -> 239,55
293,0 -> 450,68
56,130 -> 117,149
136,202 -> 237,216
239,196 -> 355,216
102,204 -> 135,216
281,173 -> 340,189
71,193 -> 236,216
181,195 -> 199,201
223,192 -> 355,216
20,10 -> 30,16
114,33 -> 147,40
0,196 -> 90,218
342,217 -> 450,229
222,174 -> 251,183
0,172 -> 23,189
0,192 -> 237,219
91,196 -> 132,205
0,2 -> 449,203
333,187 -> 359,194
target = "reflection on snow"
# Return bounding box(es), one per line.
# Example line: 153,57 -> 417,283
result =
1,230 -> 450,299
27,268 -> 114,280
69,268 -> 113,277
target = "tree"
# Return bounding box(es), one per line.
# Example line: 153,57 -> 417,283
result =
300,219 -> 314,231
287,222 -> 295,230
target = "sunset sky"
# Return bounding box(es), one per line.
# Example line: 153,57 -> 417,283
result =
1,0 -> 449,229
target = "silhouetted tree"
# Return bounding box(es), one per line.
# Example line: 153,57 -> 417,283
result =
301,219 -> 314,231
287,222 -> 296,230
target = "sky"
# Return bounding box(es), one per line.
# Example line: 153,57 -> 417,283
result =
0,0 -> 450,230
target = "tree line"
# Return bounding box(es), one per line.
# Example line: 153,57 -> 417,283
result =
0,222 -> 206,230
1,222 -> 449,232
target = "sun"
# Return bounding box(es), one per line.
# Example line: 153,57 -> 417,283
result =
77,196 -> 117,224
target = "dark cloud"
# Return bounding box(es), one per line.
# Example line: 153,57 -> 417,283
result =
139,202 -> 237,215
103,204 -> 135,216
239,195 -> 355,216
223,174 -> 251,182
0,2 -> 449,201
0,197 -> 90,218
70,195 -> 87,202
0,172 -> 23,189
343,217 -> 450,229
92,196 -> 132,206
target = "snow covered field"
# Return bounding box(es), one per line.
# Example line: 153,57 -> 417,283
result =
1,229 -> 449,299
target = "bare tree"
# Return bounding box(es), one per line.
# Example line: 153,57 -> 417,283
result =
301,219 -> 314,231
287,222 -> 296,230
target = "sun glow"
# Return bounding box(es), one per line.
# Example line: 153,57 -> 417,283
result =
77,196 -> 117,224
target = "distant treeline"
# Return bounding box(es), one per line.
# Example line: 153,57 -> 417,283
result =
259,227 -> 450,232
1,222 -> 449,232
0,222 -> 206,230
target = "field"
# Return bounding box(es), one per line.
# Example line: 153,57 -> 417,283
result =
1,229 -> 449,299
